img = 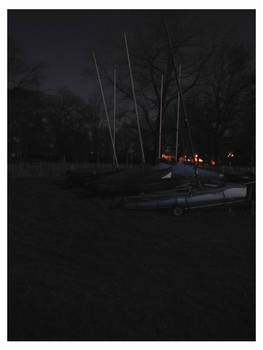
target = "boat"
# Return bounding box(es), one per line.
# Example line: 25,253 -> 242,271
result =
84,165 -> 172,195
153,162 -> 224,180
120,182 -> 247,214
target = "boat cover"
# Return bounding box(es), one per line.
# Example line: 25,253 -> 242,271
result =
153,162 -> 224,179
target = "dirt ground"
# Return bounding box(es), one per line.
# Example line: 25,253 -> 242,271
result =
8,178 -> 255,340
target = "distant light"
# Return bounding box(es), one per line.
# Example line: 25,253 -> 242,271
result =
193,153 -> 204,163
227,152 -> 235,158
161,154 -> 175,161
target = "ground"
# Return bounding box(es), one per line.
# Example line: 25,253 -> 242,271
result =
8,178 -> 255,340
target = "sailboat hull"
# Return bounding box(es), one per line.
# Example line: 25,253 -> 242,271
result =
123,183 -> 247,210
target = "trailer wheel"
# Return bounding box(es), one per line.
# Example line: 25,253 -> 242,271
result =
172,207 -> 183,216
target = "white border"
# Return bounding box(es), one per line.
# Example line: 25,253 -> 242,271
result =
1,1 -> 260,349
1,1 -> 7,346
1,0 -> 260,9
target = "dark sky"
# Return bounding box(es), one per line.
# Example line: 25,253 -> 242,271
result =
8,10 -> 255,101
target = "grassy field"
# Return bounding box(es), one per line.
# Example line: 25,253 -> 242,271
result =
8,177 -> 255,340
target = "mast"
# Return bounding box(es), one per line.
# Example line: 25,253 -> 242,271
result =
164,23 -> 195,160
158,74 -> 164,160
92,52 -> 119,168
124,32 -> 145,164
175,64 -> 181,161
113,66 -> 117,166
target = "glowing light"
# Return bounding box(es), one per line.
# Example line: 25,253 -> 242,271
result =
227,152 -> 235,158
211,160 -> 216,166
161,154 -> 175,161
193,153 -> 204,163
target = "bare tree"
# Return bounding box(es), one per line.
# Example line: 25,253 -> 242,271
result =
192,36 -> 254,162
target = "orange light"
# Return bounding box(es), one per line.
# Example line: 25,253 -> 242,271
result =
211,160 -> 215,166
193,154 -> 204,163
161,154 -> 175,161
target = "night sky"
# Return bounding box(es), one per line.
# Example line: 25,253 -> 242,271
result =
8,10 -> 255,101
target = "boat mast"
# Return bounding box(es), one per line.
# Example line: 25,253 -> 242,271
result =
158,74 -> 164,160
93,52 -> 119,168
113,66 -> 117,165
124,32 -> 145,164
164,23 -> 195,160
175,64 -> 181,161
